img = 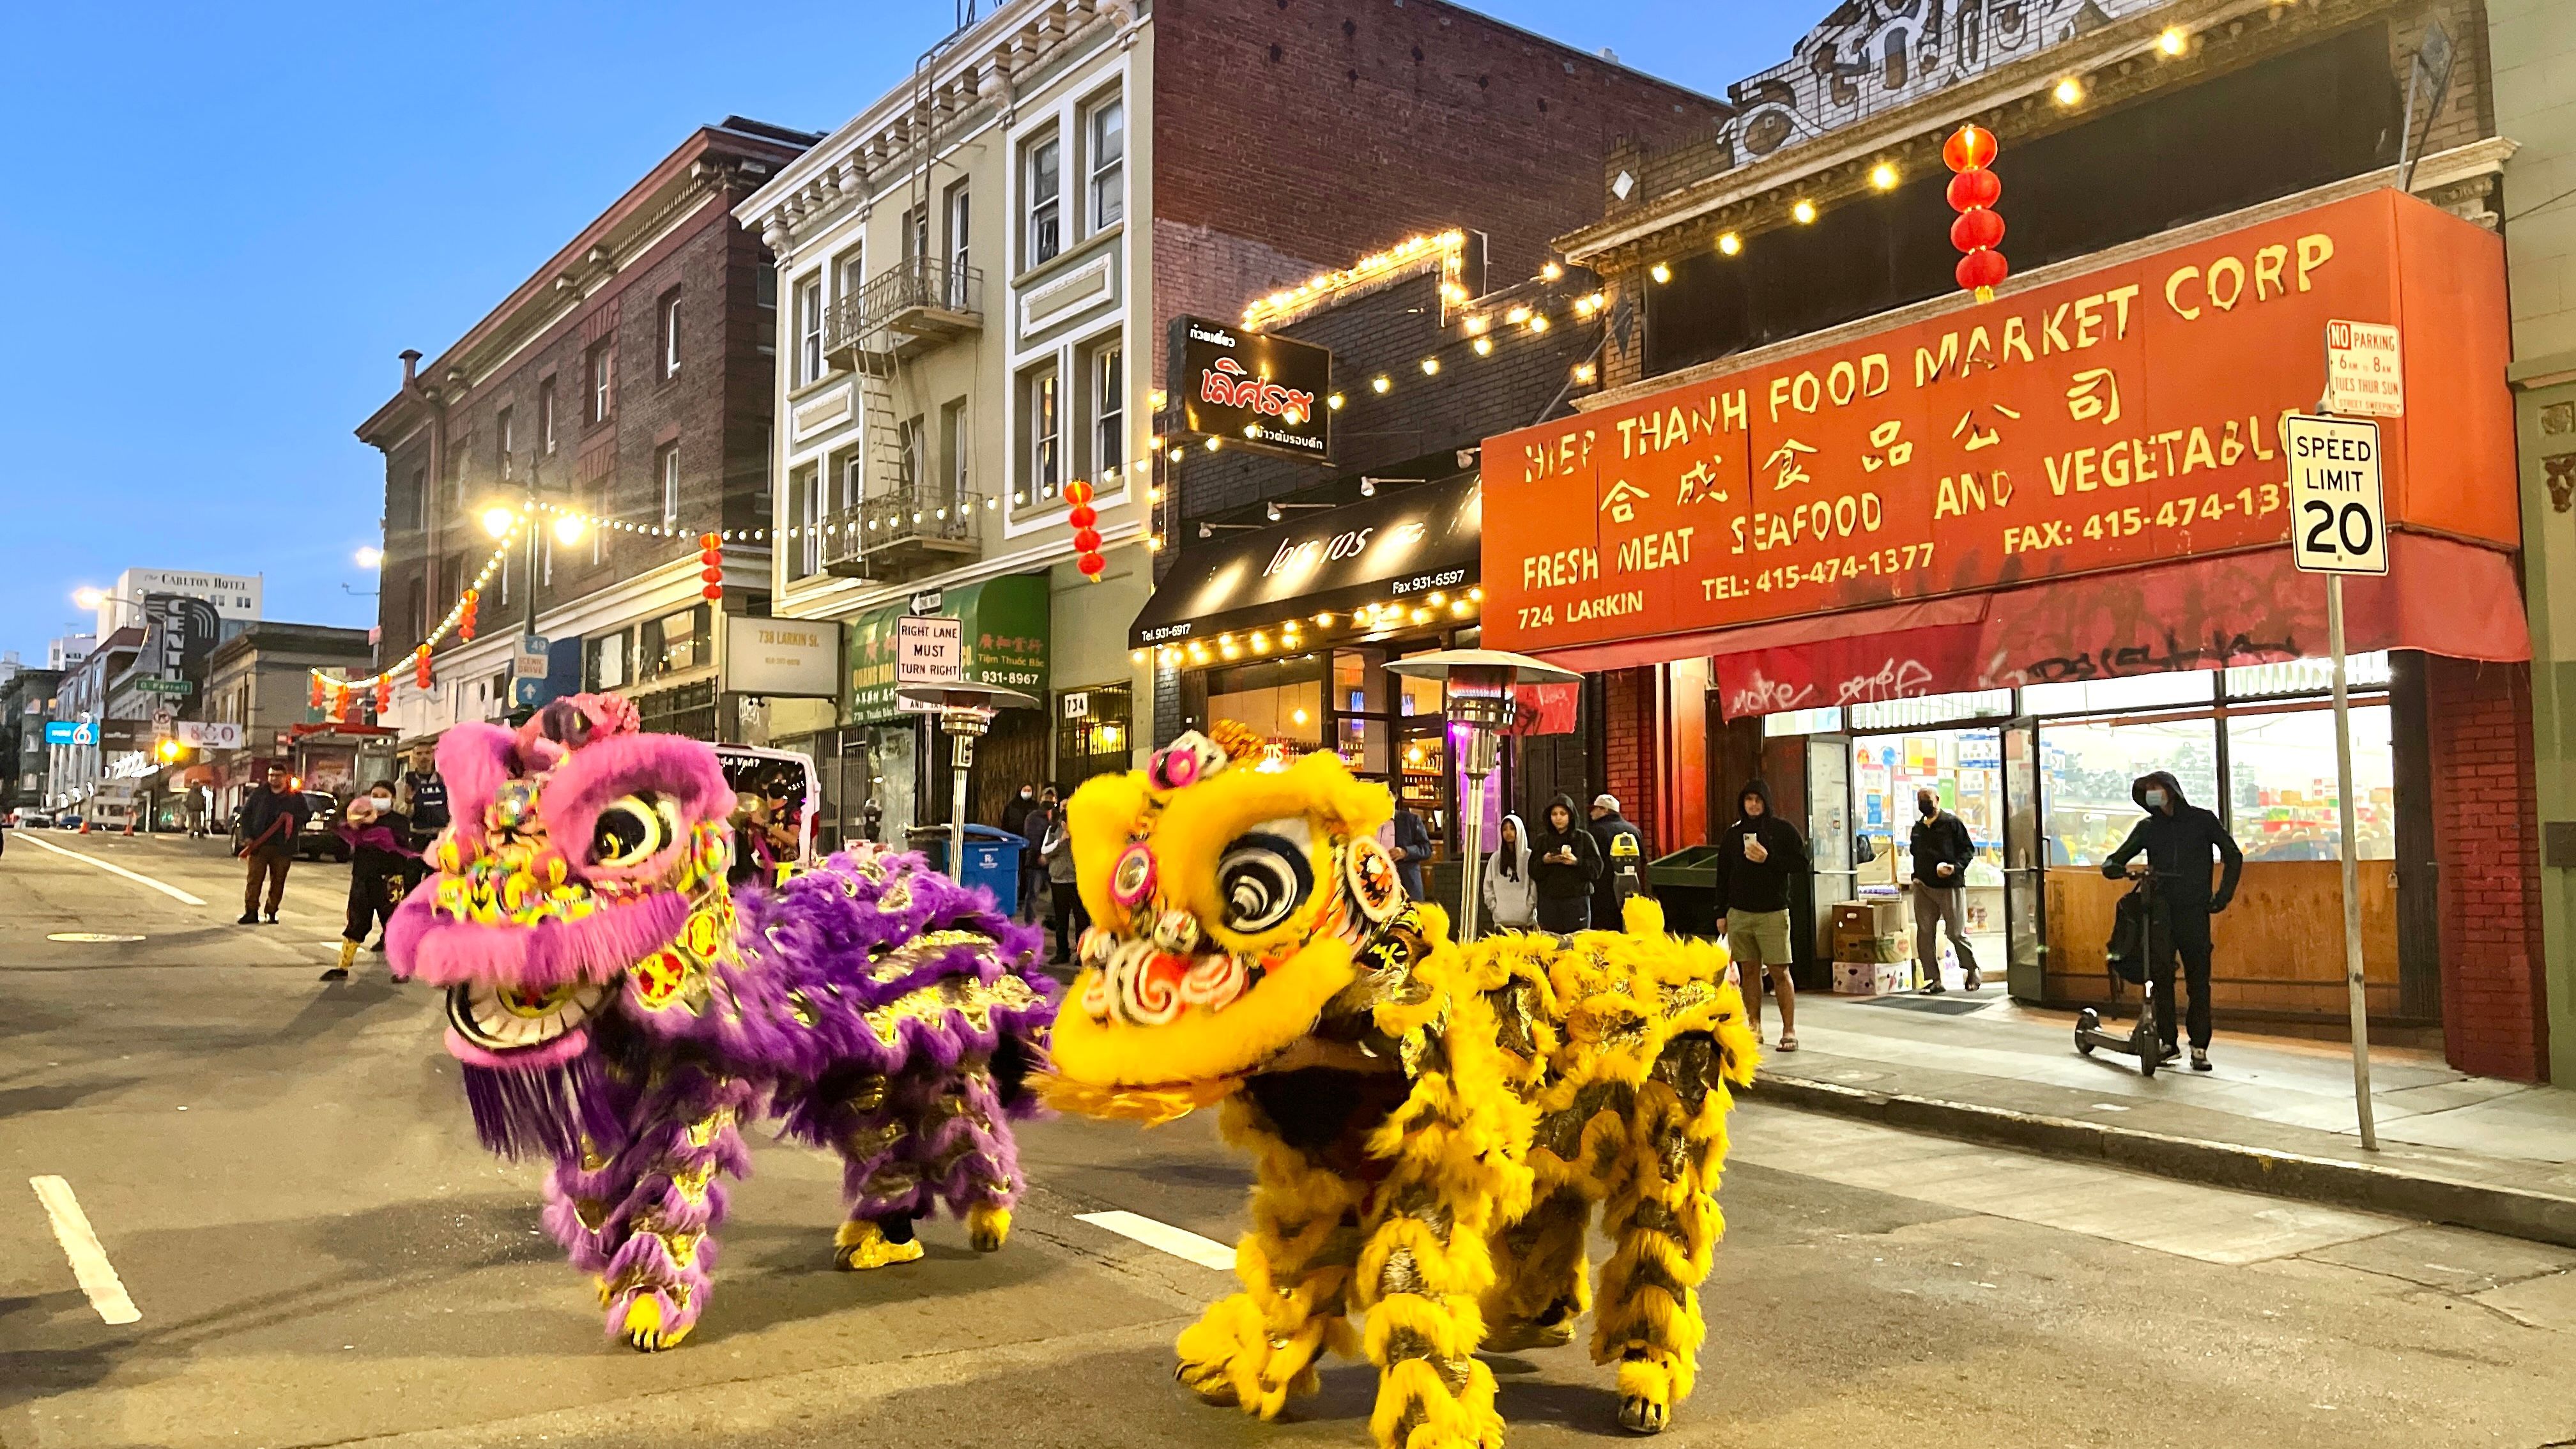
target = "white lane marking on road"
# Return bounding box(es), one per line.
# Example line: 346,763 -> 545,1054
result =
29,1176 -> 142,1324
1075,1210 -> 1238,1271
13,832 -> 209,907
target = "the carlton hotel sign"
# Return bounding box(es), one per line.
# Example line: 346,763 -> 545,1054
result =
1712,0 -> 2173,167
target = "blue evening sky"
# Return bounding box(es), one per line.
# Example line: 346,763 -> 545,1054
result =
0,1 -> 1813,666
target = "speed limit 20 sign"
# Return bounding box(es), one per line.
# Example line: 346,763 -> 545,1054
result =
2283,415 -> 2387,576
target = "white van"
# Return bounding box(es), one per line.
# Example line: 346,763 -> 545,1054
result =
712,745 -> 821,866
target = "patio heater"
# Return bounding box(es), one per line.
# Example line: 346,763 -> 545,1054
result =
901,680 -> 1039,884
1383,649 -> 1579,941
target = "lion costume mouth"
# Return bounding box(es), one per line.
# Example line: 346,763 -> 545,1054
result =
445,979 -> 611,1067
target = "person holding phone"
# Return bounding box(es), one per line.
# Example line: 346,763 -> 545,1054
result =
1528,794 -> 1602,935
1716,780 -> 1811,1051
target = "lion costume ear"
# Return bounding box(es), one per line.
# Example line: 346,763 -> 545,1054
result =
1067,769 -> 1153,922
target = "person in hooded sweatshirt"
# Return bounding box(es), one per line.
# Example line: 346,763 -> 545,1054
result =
1528,795 -> 1603,934
1716,780 -> 1811,1051
2103,769 -> 2242,1071
1588,793 -> 1650,927
1481,812 -> 1538,933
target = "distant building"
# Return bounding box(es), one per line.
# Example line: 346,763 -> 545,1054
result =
90,568 -> 263,640
0,665 -> 65,813
47,634 -> 95,670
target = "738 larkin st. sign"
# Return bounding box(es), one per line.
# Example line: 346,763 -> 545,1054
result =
1481,189 -> 2512,655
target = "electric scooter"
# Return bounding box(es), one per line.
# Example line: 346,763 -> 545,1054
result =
2074,866 -> 2167,1078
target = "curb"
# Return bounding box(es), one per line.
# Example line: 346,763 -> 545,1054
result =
1752,1073 -> 2576,1250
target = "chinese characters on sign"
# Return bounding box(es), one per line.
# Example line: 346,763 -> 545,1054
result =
1482,191 -> 2504,656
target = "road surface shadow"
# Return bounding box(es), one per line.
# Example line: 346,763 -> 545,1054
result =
0,1077 -> 142,1121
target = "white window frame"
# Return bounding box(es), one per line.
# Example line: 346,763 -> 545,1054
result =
661,290 -> 682,378
1025,136 -> 1061,268
658,442 -> 681,529
1087,99 -> 1124,231
899,415 -> 924,494
1023,362 -> 1061,507
588,341 -> 614,423
942,398 -> 970,505
946,183 -> 972,307
795,273 -> 825,387
497,406 -> 516,480
1091,343 -> 1124,480
539,376 -> 556,454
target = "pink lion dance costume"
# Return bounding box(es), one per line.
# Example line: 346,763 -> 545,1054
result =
387,694 -> 1054,1350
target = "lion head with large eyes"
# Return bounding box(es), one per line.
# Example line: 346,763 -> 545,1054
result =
1046,724 -> 1414,1101
385,693 -> 737,1071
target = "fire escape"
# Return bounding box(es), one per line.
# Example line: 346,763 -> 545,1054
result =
818,1 -> 992,583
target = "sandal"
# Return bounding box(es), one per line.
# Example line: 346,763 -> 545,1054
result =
1776,1031 -> 1800,1052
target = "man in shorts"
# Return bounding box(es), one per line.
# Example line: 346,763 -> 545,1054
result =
1715,780 -> 1811,1051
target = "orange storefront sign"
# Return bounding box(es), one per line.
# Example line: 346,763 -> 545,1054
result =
1482,188 -> 2514,657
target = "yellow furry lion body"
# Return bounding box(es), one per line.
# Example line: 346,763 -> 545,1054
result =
1041,727 -> 1757,1446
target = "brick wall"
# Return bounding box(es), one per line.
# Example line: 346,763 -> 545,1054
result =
1600,664 -> 1657,852
2426,654 -> 2550,1079
1149,0 -> 1725,355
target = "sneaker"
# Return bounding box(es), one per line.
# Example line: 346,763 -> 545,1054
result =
1963,967 -> 1982,992
318,967 -> 349,982
367,938 -> 387,953
2159,1043 -> 2183,1064
261,914 -> 279,924
236,913 -> 258,925
1922,978 -> 1947,995
2191,1048 -> 2212,1072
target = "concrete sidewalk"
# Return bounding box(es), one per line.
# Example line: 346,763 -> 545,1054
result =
1752,988 -> 2576,1246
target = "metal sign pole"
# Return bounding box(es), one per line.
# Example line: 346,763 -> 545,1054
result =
2326,571 -> 2379,1150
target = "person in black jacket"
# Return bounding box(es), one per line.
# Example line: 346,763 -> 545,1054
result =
234,765 -> 311,925
1716,780 -> 1811,1050
1909,787 -> 1981,994
1588,793 -> 1649,927
1389,801 -> 1434,901
2102,769 -> 2244,1071
1528,794 -> 1602,934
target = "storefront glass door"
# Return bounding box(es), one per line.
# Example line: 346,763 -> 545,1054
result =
2000,715 -> 2045,997
1850,728 -> 2008,976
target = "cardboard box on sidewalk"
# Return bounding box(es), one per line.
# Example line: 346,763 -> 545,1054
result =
1832,961 -> 1912,995
1834,931 -> 1912,964
1831,899 -> 1908,938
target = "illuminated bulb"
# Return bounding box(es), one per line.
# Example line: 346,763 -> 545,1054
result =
480,506 -> 519,538
1586,291 -> 1607,310
1528,312 -> 1549,332
1870,162 -> 1899,190
1650,261 -> 1672,284
2054,76 -> 2083,105
2158,26 -> 2186,55
1420,357 -> 1440,376
354,546 -> 383,569
1149,389 -> 1167,410
1371,375 -> 1392,394
553,514 -> 585,544
1146,533 -> 1163,551
1327,392 -> 1345,410
1131,650 -> 1147,664
1468,586 -> 1483,602
1205,436 -> 1222,451
1573,362 -> 1597,384
1451,600 -> 1470,617
1292,707 -> 1310,726
1147,486 -> 1162,503
1505,305 -> 1531,324
1411,608 -> 1431,624
1169,446 -> 1185,461
1464,314 -> 1487,334
1792,199 -> 1818,224
1473,336 -> 1494,356
1718,232 -> 1742,256
1428,592 -> 1446,607
1540,261 -> 1563,280
1314,613 -> 1333,627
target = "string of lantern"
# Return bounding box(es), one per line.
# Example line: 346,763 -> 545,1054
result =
1129,587 -> 1488,671
305,504 -> 732,713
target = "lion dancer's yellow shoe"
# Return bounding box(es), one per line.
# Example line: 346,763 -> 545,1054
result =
967,1204 -> 1012,1252
834,1218 -> 926,1270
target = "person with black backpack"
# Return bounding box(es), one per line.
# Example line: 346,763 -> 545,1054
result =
2101,770 -> 2242,1071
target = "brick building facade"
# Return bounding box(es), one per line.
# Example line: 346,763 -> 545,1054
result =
358,118 -> 816,742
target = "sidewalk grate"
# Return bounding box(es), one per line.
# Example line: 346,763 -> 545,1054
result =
1858,995 -> 1997,1017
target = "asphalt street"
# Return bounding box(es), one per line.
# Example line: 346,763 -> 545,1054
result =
4,832 -> 2574,1449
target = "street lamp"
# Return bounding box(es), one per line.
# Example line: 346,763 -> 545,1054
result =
1383,648 -> 1580,941
901,680 -> 1039,885
481,505 -> 521,539
355,546 -> 384,569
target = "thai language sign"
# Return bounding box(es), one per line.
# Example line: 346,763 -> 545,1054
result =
1171,316 -> 1331,461
1482,189 -> 2510,656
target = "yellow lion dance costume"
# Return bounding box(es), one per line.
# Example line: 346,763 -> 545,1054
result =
1042,724 -> 1757,1446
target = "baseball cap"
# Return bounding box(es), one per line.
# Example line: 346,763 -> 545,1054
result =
1591,793 -> 1618,811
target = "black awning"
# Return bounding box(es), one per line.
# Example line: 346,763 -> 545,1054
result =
1130,475 -> 1481,649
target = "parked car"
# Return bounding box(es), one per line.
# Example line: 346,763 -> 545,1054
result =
53,813 -> 82,830
9,807 -> 51,827
296,792 -> 348,862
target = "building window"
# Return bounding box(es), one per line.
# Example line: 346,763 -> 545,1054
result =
587,340 -> 615,424
795,273 -> 825,387
835,247 -> 865,304
1020,363 -> 1060,508
411,467 -> 427,531
946,183 -> 972,304
790,463 -> 822,579
587,630 -> 630,691
496,406 -> 516,480
942,398 -> 969,505
898,415 -> 926,494
640,604 -> 709,678
660,288 -> 682,378
834,445 -> 864,513
1088,99 -> 1124,231
539,376 -> 557,454
903,203 -> 928,266
657,442 -> 680,529
1089,342 -> 1124,480
1026,136 -> 1061,266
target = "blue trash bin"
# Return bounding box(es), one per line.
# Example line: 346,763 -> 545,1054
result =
907,824 -> 1025,916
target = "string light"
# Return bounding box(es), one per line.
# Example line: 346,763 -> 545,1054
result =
1573,362 -> 1597,384
1717,231 -> 1743,256
2053,76 -> 2084,105
1528,312 -> 1550,332
1472,336 -> 1494,356
1241,229 -> 1468,328
1371,374 -> 1392,394
1419,356 -> 1441,376
1650,261 -> 1672,284
2156,25 -> 2187,55
1326,393 -> 1346,410
1791,199 -> 1818,224
1870,162 -> 1900,190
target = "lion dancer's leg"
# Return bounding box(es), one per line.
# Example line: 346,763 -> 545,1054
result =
540,1064 -> 753,1351
821,1069 -> 932,1270
1480,1182 -> 1593,1353
912,1053 -> 1024,1252
1176,1095 -> 1367,1420
1593,1033 -> 1730,1434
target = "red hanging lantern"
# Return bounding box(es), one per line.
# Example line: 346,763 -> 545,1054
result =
1942,123 -> 2007,303
700,532 -> 724,602
1064,479 -> 1107,579
310,675 -> 326,710
459,588 -> 479,642
374,677 -> 392,716
415,648 -> 434,690
329,684 -> 348,721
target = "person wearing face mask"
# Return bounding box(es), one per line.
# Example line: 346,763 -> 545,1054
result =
1002,783 -> 1044,923
1908,787 -> 1981,993
2101,770 -> 2243,1071
323,782 -> 417,982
